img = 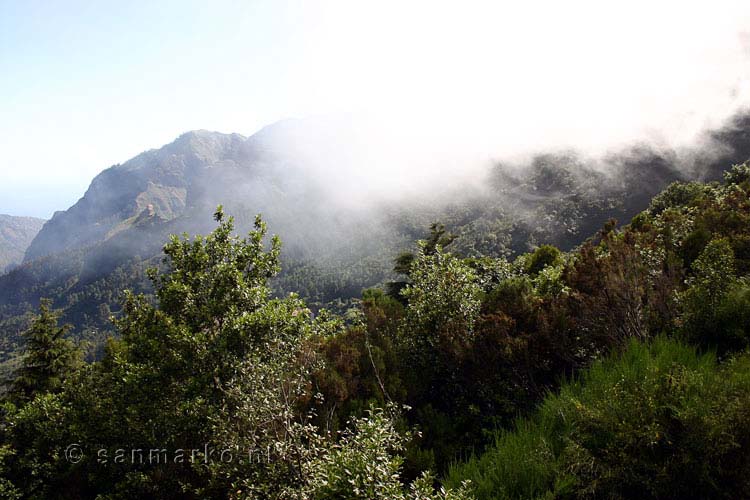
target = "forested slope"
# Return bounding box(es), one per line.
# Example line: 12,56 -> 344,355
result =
1,162 -> 750,498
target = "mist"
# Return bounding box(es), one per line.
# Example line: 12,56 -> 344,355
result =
9,1 -> 750,295
5,0 -> 750,345
274,0 -> 750,201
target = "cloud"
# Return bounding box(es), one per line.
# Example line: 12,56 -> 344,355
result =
5,1 -> 750,217
292,0 -> 750,159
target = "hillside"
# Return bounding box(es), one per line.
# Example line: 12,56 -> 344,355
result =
0,215 -> 45,273
1,112 -> 750,364
23,130 -> 247,262
3,160 -> 750,498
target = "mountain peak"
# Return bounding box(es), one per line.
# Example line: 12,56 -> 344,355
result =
23,130 -> 249,262
174,129 -> 246,144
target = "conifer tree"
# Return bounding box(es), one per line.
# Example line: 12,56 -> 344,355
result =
8,299 -> 81,404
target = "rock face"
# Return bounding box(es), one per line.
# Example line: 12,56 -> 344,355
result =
24,130 -> 248,261
0,215 -> 46,273
22,119 -> 383,267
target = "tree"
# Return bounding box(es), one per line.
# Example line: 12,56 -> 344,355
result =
724,161 -> 750,186
524,244 -> 561,276
678,238 -> 745,353
0,209 -> 472,499
307,406 -> 471,500
7,299 -> 81,404
88,207 -> 322,496
402,242 -> 481,351
388,223 -> 456,300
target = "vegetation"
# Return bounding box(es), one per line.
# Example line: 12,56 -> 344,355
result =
0,208 -> 468,499
1,162 -> 750,498
445,338 -> 750,499
7,299 -> 81,404
0,142 -> 694,368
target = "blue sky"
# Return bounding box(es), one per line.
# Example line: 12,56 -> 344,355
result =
2,1 -> 750,218
1,0 -> 323,217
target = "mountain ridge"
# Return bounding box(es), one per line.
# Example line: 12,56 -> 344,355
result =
24,130 -> 247,262
2,111 -> 750,364
0,215 -> 46,273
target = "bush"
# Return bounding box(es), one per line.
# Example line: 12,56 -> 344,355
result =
724,162 -> 750,186
524,245 -> 561,276
648,181 -> 712,215
679,239 -> 750,354
446,337 -> 750,499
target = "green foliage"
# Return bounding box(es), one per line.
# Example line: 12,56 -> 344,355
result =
689,238 -> 736,297
402,242 -> 481,348
304,406 -> 473,500
447,337 -> 750,499
7,300 -> 81,404
0,443 -> 21,499
388,222 -> 457,301
679,238 -> 750,353
308,406 -> 472,500
5,164 -> 750,498
723,161 -> 750,185
311,408 -> 406,499
465,257 -> 515,293
81,209 -> 323,496
151,207 -> 281,323
447,420 -> 562,500
315,169 -> 750,481
0,210 -> 469,499
524,245 -> 561,276
648,181 -> 713,215
679,225 -> 712,268
531,261 -> 568,297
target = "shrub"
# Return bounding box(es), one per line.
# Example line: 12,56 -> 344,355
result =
446,337 -> 750,499
679,239 -> 750,353
648,181 -> 712,215
724,162 -> 750,186
524,245 -> 561,276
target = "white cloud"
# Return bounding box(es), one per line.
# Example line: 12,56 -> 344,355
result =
3,0 -> 750,216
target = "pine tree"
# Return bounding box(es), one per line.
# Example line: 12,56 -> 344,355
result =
8,299 -> 81,404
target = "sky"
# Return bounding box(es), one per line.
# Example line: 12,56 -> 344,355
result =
2,0 -> 750,218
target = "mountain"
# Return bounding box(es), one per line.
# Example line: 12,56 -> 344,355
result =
23,121 -> 386,264
24,130 -> 246,261
0,215 -> 45,273
1,122 -> 411,363
2,112 -> 750,366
